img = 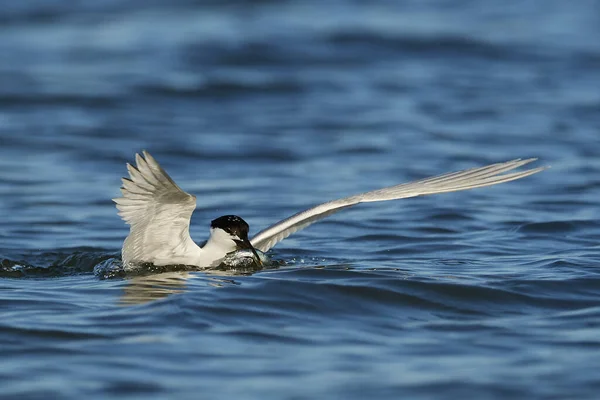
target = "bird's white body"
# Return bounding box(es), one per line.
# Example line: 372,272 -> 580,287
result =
122,227 -> 234,268
114,152 -> 546,268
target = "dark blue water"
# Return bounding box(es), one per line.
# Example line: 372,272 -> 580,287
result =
1,0 -> 600,398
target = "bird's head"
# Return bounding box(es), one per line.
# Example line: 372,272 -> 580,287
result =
209,215 -> 262,266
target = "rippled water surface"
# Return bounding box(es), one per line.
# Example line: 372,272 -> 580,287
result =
1,1 -> 600,398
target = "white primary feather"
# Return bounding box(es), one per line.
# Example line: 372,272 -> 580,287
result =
250,159 -> 546,252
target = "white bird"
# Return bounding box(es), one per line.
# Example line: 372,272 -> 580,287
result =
114,151 -> 546,268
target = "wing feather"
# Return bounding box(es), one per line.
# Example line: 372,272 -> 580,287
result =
113,151 -> 198,264
250,159 -> 547,252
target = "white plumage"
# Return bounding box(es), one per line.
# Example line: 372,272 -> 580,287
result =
114,151 -> 546,268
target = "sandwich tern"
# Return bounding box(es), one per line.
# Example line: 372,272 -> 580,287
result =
114,151 -> 545,268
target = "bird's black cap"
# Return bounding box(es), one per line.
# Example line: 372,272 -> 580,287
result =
211,215 -> 250,239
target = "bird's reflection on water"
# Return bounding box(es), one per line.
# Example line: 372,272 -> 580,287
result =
120,271 -> 190,305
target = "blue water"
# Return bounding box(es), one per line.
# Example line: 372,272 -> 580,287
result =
1,0 -> 600,398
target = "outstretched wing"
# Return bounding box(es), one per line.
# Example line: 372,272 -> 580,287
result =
251,158 -> 546,252
113,151 -> 198,264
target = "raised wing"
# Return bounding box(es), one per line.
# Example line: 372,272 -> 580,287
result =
113,151 -> 198,265
251,159 -> 546,252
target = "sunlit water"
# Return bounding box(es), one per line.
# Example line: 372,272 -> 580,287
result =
1,0 -> 600,398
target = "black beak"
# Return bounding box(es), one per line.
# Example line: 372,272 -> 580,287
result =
235,236 -> 263,266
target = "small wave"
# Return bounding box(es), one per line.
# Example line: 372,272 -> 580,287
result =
135,79 -> 304,98
326,30 -> 539,62
0,93 -> 118,109
0,250 -> 116,278
518,220 -> 598,234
